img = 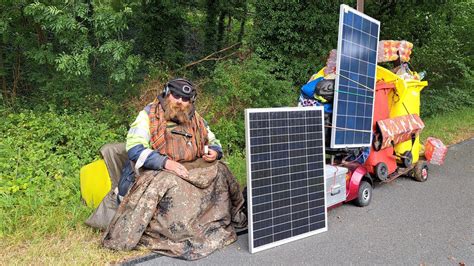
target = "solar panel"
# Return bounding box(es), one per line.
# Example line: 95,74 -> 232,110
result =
245,107 -> 327,253
331,4 -> 380,148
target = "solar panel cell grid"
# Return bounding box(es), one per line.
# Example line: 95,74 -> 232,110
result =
331,4 -> 380,148
246,107 -> 327,253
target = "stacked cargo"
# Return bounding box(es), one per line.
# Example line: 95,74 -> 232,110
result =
424,137 -> 448,165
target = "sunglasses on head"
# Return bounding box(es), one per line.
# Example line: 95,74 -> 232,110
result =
170,90 -> 191,102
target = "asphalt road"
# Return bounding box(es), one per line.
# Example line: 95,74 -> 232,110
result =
137,138 -> 474,265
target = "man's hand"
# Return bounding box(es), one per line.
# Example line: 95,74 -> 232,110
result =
164,159 -> 189,178
203,149 -> 218,162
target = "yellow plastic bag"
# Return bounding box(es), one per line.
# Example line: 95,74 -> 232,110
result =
80,159 -> 111,208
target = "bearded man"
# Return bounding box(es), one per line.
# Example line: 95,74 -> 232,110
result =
102,78 -> 247,260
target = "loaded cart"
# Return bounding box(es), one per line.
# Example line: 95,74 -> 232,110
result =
245,5 -> 439,254
244,4 -> 449,254
299,11 -> 432,208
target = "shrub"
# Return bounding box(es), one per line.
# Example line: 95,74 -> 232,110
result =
0,107 -> 126,237
198,56 -> 297,153
252,1 -> 345,83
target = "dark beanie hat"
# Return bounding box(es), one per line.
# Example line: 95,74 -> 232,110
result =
166,78 -> 197,101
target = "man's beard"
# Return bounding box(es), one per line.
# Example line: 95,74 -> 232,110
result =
164,98 -> 192,124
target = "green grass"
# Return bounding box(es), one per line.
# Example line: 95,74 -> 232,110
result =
225,151 -> 247,187
421,106 -> 474,145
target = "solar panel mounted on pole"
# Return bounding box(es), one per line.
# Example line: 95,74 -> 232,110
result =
330,4 -> 380,149
245,107 -> 327,253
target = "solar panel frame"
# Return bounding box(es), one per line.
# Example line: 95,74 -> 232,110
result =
245,107 -> 328,253
330,4 -> 380,149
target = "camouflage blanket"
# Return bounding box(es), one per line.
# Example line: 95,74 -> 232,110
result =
102,160 -> 246,260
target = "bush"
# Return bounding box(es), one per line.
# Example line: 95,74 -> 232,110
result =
252,1 -> 346,83
0,107 -> 126,237
365,1 -> 474,117
198,56 -> 297,153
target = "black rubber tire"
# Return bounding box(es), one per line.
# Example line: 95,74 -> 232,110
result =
354,181 -> 372,207
402,151 -> 413,168
375,162 -> 388,181
413,161 -> 429,182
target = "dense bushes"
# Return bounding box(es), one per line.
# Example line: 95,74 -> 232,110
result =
0,106 -> 126,236
252,1 -> 347,83
199,56 -> 296,152
365,1 -> 474,117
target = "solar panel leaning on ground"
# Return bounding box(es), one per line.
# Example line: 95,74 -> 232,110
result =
245,107 -> 327,253
331,4 -> 380,149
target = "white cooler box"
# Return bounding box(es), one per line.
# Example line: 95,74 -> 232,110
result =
325,165 -> 348,207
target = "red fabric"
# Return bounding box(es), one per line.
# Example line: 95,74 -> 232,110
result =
148,101 -> 208,162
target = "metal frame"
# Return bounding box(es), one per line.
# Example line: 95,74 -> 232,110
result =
330,4 -> 380,149
245,106 -> 327,253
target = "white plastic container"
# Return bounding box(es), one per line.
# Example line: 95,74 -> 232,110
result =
325,165 -> 348,207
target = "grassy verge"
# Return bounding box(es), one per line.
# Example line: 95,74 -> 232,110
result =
0,225 -> 148,265
420,106 -> 474,145
1,106 -> 472,265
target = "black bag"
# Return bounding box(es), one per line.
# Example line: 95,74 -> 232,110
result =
316,79 -> 335,102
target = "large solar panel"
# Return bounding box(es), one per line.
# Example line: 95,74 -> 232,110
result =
245,107 -> 327,253
331,4 -> 380,148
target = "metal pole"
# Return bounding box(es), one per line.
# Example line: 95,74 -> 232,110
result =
357,0 -> 364,13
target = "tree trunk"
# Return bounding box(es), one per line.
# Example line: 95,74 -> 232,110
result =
204,0 -> 218,54
237,1 -> 248,44
226,13 -> 232,32
217,11 -> 226,50
0,43 -> 7,102
12,49 -> 21,101
34,23 -> 46,45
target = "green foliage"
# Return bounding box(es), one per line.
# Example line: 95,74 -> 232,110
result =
224,151 -> 246,187
0,106 -> 126,236
365,1 -> 474,117
0,0 -> 141,106
252,1 -> 354,84
203,0 -> 249,54
201,56 -> 296,152
127,1 -> 188,68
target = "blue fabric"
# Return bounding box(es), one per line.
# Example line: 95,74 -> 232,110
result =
118,161 -> 134,198
209,144 -> 223,160
301,77 -> 323,98
354,147 -> 370,164
127,144 -> 168,170
323,103 -> 333,114
118,144 -> 168,198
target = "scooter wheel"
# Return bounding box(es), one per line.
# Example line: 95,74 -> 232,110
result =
354,181 -> 372,207
413,161 -> 429,182
403,151 -> 413,168
375,162 -> 388,181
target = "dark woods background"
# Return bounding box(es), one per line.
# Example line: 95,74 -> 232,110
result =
1,1 -> 473,124
0,0 -> 472,236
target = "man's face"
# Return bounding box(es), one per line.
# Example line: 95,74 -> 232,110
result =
169,90 -> 192,107
164,92 -> 192,124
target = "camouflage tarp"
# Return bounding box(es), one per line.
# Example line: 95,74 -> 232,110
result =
102,159 -> 246,260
